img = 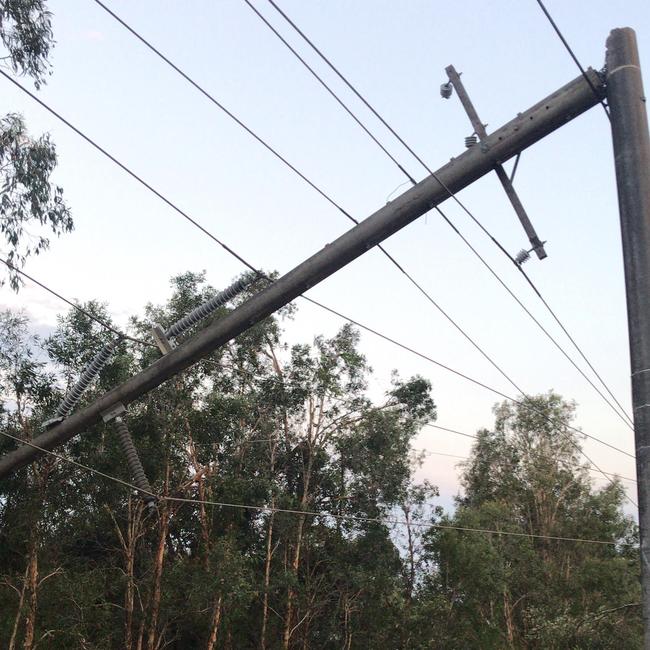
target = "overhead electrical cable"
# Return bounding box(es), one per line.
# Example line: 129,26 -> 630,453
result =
0,429 -> 624,546
258,0 -> 632,429
0,56 -> 635,491
417,448 -> 637,484
1,258 -> 155,348
534,0 -> 611,120
0,71 -> 260,278
88,0 -> 528,404
92,0 -> 632,432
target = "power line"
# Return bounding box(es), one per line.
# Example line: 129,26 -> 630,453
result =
0,70 -> 260,278
0,57 -> 634,483
534,0 -> 611,121
306,300 -> 638,510
241,0 -> 416,184
518,271 -> 633,427
416,447 -> 637,484
91,0 -> 633,433
440,215 -> 634,431
1,258 -> 155,348
90,0 -> 529,410
307,297 -> 634,461
0,429 -> 623,546
257,0 -> 632,429
426,423 -> 477,440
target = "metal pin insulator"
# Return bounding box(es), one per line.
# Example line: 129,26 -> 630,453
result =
465,134 -> 478,148
515,249 -> 531,266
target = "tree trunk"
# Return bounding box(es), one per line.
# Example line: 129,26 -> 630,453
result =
22,538 -> 38,650
260,509 -> 275,650
146,503 -> 169,650
282,471 -> 312,650
8,565 -> 29,650
205,595 -> 223,650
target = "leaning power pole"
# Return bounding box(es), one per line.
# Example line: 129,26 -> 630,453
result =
1,27 -> 649,639
0,68 -> 604,478
606,27 -> 650,647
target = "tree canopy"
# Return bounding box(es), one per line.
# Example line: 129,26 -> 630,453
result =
0,272 -> 641,648
0,0 -> 72,290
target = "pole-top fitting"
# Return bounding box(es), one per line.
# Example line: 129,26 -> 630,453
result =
101,402 -> 127,423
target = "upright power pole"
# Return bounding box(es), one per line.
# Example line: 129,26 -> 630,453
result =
606,27 -> 650,646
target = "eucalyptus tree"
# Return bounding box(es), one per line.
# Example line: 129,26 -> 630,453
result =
419,393 -> 641,649
0,270 -> 439,649
0,0 -> 72,289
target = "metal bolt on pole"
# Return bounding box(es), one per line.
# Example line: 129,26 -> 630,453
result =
606,27 -> 650,648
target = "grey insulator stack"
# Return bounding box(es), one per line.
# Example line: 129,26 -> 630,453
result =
54,338 -> 121,419
114,416 -> 156,511
165,276 -> 249,340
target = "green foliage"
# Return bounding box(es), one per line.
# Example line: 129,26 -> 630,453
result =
0,2 -> 72,290
0,0 -> 54,88
0,287 -> 641,648
418,392 -> 642,649
0,113 -> 72,290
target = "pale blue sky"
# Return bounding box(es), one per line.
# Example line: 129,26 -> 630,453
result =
2,0 -> 649,512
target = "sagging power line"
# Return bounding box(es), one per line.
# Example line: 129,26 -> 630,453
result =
252,0 -> 633,430
0,66 -> 629,496
0,429 -> 623,546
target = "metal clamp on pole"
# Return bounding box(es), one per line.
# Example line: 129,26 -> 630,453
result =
101,403 -> 157,512
151,324 -> 174,354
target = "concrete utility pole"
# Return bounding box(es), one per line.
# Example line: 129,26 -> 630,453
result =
606,27 -> 650,647
0,69 -> 606,479
445,65 -> 548,260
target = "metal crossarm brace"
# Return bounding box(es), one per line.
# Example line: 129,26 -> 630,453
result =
445,64 -> 548,260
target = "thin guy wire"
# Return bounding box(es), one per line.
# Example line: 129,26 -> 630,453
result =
259,0 -> 633,430
90,0 -> 527,403
0,430 -> 622,546
1,258 -> 155,348
534,0 -> 611,121
0,64 -> 635,475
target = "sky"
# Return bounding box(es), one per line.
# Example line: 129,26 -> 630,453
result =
1,0 -> 649,514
